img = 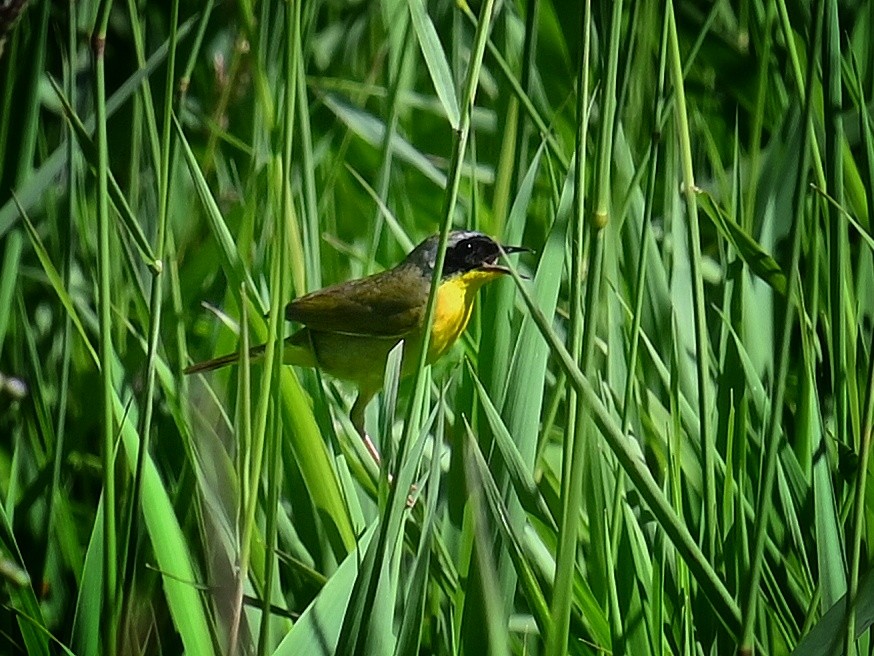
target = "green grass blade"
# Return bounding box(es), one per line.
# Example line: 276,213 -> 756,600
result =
0,504 -> 50,656
502,244 -> 742,635
113,392 -> 215,654
407,0 -> 460,129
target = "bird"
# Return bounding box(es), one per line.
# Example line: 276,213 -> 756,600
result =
184,230 -> 528,461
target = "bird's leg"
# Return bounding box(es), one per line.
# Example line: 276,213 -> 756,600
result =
350,390 -> 381,465
350,389 -> 419,506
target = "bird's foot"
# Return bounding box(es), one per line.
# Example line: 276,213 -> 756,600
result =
360,430 -> 382,465
359,430 -> 417,507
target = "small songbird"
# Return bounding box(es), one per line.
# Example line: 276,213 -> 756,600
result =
185,230 -> 528,459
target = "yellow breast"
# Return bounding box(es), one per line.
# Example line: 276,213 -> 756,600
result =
428,270 -> 504,363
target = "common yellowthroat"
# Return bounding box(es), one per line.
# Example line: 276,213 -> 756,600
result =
185,230 -> 527,458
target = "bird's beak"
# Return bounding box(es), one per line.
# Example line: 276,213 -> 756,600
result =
479,244 -> 533,275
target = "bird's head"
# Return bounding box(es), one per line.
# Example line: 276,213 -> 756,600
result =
404,230 -> 529,280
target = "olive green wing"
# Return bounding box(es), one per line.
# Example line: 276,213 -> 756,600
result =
285,269 -> 428,337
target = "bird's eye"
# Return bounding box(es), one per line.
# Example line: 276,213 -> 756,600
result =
463,240 -> 482,266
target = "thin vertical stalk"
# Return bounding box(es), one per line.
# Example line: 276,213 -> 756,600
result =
739,2 -> 822,650
258,397 -> 284,655
172,3 -> 213,421
365,18 -> 412,275
123,0 -> 161,174
15,0 -> 47,184
845,52 -> 874,656
256,164 -> 290,655
400,0 -> 496,457
502,247 -> 742,634
257,2 -> 297,652
621,5 -> 668,437
509,0 -> 539,194
476,0 -> 538,426
235,0 -> 274,132
614,6 -> 670,647
743,2 -> 775,231
295,10 -> 320,289
336,3 -> 497,653
37,0 -> 67,593
459,3 -> 568,171
824,0 -> 847,485
585,2 -> 621,648
229,284 -> 253,656
573,0 -> 623,641
121,0 -> 179,619
0,32 -> 15,191
545,1 -> 592,654
847,313 -> 874,655
92,0 -> 118,651
666,0 -> 716,560
775,0 -> 827,193
232,1 -> 297,649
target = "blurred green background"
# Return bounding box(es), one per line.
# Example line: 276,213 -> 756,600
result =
1,0 -> 874,654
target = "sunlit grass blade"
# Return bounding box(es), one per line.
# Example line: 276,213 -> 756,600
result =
323,95 -> 448,188
272,526 -> 377,656
698,192 -> 788,296
407,0 -> 460,129
793,572 -> 874,655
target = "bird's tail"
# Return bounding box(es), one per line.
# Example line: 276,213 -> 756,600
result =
183,343 -> 267,375
184,334 -> 317,375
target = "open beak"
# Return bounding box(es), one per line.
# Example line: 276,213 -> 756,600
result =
479,244 -> 532,275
